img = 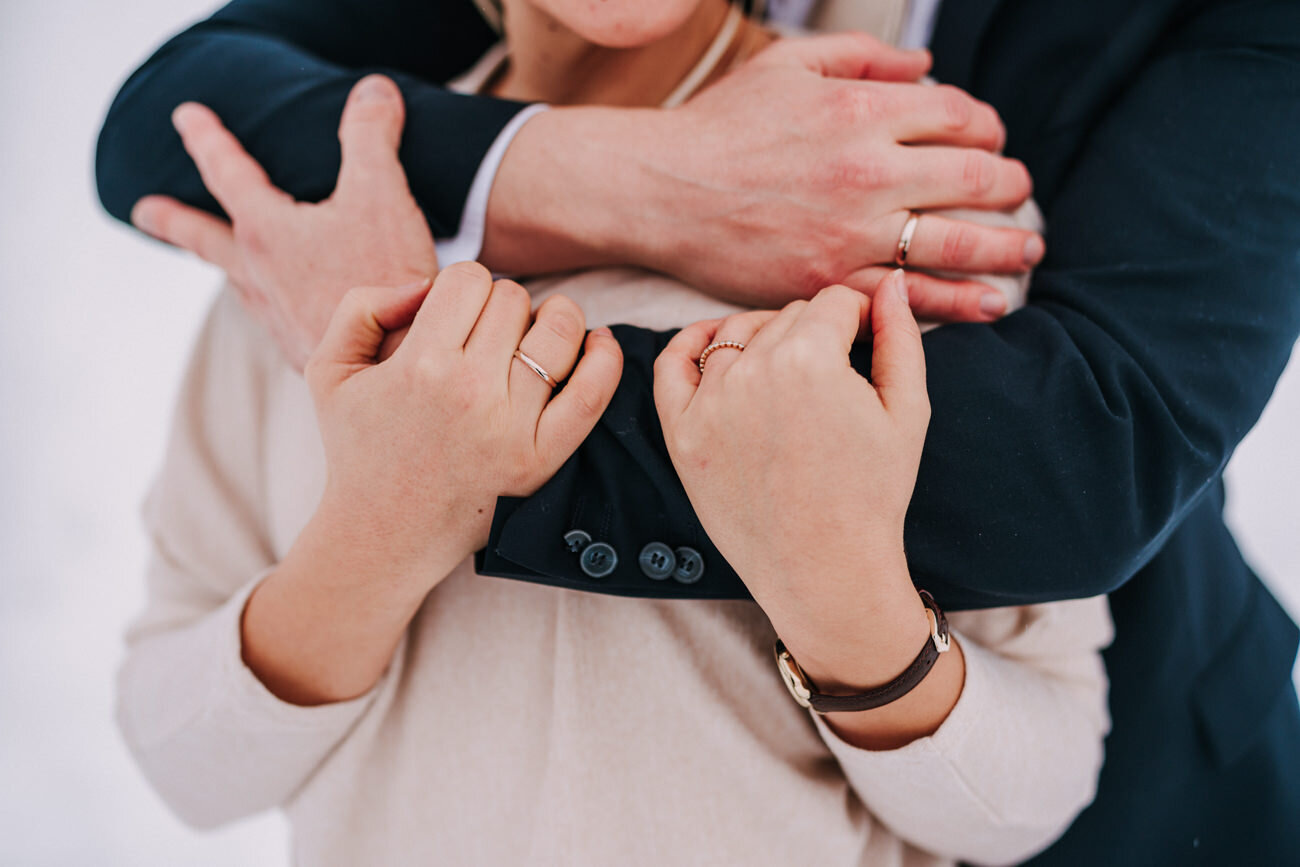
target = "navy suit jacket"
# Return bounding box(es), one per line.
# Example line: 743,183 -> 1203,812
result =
96,0 -> 1300,862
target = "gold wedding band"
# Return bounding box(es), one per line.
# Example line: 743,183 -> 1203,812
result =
697,341 -> 746,374
895,212 -> 921,267
513,349 -> 556,389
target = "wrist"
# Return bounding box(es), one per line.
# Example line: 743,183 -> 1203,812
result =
309,490 -> 466,603
774,553 -> 928,693
241,506 -> 434,706
481,105 -> 669,275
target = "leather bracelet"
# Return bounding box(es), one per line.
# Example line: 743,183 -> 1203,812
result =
774,590 -> 951,714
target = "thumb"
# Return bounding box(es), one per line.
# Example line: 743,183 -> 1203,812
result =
870,270 -> 930,425
306,279 -> 432,392
751,32 -> 931,81
334,74 -> 408,199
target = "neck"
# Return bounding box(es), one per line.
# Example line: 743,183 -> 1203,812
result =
492,1 -> 767,107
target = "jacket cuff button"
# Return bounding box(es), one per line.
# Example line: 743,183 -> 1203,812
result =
563,529 -> 592,553
638,542 -> 677,580
579,542 -> 618,579
672,547 -> 705,584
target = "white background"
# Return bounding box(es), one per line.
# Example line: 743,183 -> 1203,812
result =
1,1 -> 1297,864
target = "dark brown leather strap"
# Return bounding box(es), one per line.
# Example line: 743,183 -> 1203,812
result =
805,591 -> 950,714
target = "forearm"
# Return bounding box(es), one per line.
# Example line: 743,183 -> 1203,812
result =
242,498 -> 453,706
480,106 -> 662,275
117,564 -> 394,829
96,0 -> 515,236
815,597 -> 1112,865
481,105 -> 741,281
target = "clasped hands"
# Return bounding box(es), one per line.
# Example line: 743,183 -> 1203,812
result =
135,35 -> 994,694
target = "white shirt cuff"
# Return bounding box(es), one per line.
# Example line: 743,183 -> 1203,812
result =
435,103 -> 550,266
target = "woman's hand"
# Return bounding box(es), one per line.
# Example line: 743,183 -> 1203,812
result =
131,75 -> 435,370
654,273 -> 959,746
307,262 -> 623,584
241,263 -> 623,705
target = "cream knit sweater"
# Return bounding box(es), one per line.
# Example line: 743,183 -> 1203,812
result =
119,269 -> 1111,866
118,19 -> 1112,867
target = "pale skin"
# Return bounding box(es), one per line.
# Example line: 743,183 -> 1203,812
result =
137,1 -> 991,747
247,263 -> 625,705
656,275 -> 963,749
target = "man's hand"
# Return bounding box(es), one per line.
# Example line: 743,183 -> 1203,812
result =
131,75 -> 436,370
484,32 -> 1041,322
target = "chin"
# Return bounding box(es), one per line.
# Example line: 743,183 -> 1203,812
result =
536,0 -> 709,48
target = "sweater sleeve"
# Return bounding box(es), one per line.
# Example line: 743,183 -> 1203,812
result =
813,596 -> 1113,866
115,290 -> 402,829
95,0 -> 524,238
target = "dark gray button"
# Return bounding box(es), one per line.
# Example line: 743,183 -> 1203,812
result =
579,542 -> 618,579
563,529 -> 592,553
638,542 -> 677,580
672,547 -> 705,584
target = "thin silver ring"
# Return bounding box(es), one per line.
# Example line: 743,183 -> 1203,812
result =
697,341 -> 746,374
513,349 -> 556,389
895,212 -> 921,267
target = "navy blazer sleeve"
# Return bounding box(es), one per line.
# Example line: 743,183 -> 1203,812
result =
900,0 -> 1300,605
482,0 -> 1300,608
95,0 -> 522,237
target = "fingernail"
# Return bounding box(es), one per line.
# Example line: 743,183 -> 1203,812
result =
1023,235 -> 1045,266
593,327 -> 613,338
893,268 -> 909,303
980,292 -> 1007,317
170,105 -> 190,133
396,277 -> 433,290
355,76 -> 392,103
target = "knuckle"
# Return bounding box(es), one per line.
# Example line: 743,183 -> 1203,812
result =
670,431 -> 695,459
1011,159 -> 1033,196
334,286 -> 367,321
500,460 -> 535,494
799,259 -> 841,296
961,151 -> 996,197
850,31 -> 882,52
412,355 -> 459,396
828,85 -> 882,125
825,153 -> 895,192
543,291 -> 582,316
728,310 -> 767,335
940,224 -> 978,268
493,278 -> 531,310
818,283 -> 857,304
1001,232 -> 1029,270
776,336 -> 821,370
439,260 -> 492,289
565,382 -> 606,420
937,85 -> 973,130
757,39 -> 794,61
540,308 -> 583,346
232,219 -> 264,254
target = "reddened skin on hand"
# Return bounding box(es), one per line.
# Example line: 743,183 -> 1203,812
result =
130,76 -> 437,371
